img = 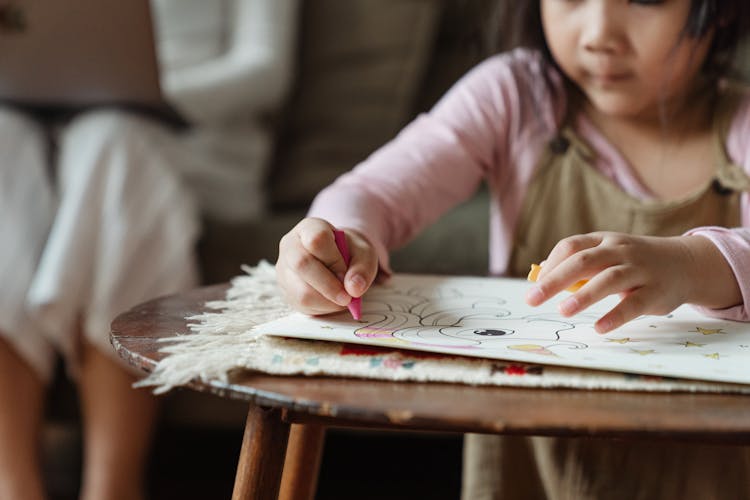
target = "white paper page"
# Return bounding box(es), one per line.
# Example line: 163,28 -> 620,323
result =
253,274 -> 750,384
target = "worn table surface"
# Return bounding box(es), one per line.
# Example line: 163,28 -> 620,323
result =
111,285 -> 750,443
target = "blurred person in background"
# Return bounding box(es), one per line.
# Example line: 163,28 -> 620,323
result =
0,1 -> 298,498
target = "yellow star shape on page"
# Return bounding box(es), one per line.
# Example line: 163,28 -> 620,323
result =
606,337 -> 635,344
630,349 -> 655,356
692,327 -> 725,335
681,341 -> 705,348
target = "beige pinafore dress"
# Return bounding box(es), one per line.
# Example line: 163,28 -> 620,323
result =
462,93 -> 750,500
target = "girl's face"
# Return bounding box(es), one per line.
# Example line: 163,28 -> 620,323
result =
541,0 -> 714,121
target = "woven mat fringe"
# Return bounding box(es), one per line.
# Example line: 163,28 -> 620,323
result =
134,261 -> 292,393
135,262 -> 750,395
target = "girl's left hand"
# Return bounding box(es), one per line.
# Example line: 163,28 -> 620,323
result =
524,232 -> 740,334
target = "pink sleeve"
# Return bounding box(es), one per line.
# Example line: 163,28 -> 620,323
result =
688,92 -> 750,320
308,50 -> 551,272
687,228 -> 750,320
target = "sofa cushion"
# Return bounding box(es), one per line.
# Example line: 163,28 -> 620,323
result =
413,0 -> 498,112
268,0 -> 441,208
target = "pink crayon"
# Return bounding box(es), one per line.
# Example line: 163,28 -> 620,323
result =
333,229 -> 362,320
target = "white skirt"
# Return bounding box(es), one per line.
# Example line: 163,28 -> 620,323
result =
0,107 -> 201,382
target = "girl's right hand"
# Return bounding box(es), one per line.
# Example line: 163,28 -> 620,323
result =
276,217 -> 379,315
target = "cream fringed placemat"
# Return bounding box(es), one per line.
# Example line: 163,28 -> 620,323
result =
136,262 -> 750,395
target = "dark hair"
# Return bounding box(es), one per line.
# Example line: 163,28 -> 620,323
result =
490,0 -> 750,82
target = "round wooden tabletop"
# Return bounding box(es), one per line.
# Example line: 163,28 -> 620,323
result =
111,285 -> 750,443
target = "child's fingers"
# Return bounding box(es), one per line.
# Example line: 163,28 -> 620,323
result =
343,230 -> 379,297
279,268 -> 347,315
526,245 -> 614,306
556,264 -> 639,317
594,289 -> 658,334
295,218 -> 349,279
538,232 -> 605,280
279,233 -> 351,308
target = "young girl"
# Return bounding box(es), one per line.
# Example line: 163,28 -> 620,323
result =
277,0 -> 750,498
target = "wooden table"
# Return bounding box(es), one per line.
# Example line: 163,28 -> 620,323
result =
111,285 -> 750,500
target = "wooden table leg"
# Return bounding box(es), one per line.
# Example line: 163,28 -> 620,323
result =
232,405 -> 291,500
279,424 -> 326,500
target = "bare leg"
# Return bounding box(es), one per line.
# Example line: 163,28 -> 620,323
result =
0,337 -> 46,500
78,341 -> 159,500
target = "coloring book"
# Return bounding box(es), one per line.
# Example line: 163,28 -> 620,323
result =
253,274 -> 750,385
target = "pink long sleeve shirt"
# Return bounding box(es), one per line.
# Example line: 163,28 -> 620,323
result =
309,49 -> 750,321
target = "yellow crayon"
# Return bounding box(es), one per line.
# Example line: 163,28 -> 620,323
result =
527,263 -> 587,292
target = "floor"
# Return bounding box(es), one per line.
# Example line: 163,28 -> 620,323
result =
44,423 -> 463,499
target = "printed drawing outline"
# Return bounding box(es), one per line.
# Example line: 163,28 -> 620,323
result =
355,286 -> 591,354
